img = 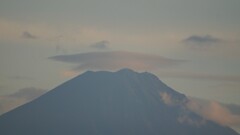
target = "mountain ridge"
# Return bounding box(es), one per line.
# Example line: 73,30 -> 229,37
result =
0,69 -> 238,135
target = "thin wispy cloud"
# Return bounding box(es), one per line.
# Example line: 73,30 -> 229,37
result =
178,115 -> 206,127
21,31 -> 37,39
0,87 -> 47,115
186,97 -> 240,127
90,40 -> 109,50
160,92 -> 176,106
48,51 -> 185,71
8,87 -> 47,100
159,92 -> 240,127
183,35 -> 221,44
159,71 -> 240,82
160,92 -> 206,127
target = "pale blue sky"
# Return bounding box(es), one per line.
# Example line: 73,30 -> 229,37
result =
0,0 -> 240,107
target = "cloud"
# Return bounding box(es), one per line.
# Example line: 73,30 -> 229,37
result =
160,92 -> 175,106
159,71 -> 240,82
186,97 -> 240,127
178,114 -> 206,127
0,18 -> 59,42
48,51 -> 185,71
183,35 -> 221,44
159,92 -> 206,126
160,92 -> 187,106
90,40 -> 109,49
0,87 -> 47,115
21,31 -> 37,39
8,87 -> 47,100
159,93 -> 240,129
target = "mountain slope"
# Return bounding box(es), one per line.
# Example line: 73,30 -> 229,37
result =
0,69 -> 238,135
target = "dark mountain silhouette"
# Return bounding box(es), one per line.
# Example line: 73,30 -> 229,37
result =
0,69 -> 238,135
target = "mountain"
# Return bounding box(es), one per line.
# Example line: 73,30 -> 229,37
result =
0,68 -> 238,135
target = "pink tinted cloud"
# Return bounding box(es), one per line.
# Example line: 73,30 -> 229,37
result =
49,51 -> 185,72
186,99 -> 240,126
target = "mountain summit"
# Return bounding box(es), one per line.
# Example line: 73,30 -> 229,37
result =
0,69 -> 238,135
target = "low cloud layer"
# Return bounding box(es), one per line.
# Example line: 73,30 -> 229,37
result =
160,92 -> 205,126
186,97 -> 240,128
160,93 -> 240,131
49,51 -> 185,71
0,87 -> 47,115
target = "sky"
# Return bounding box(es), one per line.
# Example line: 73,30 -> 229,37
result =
0,0 -> 240,132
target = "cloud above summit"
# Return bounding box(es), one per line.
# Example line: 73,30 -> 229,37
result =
183,35 -> 221,44
49,51 -> 185,71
